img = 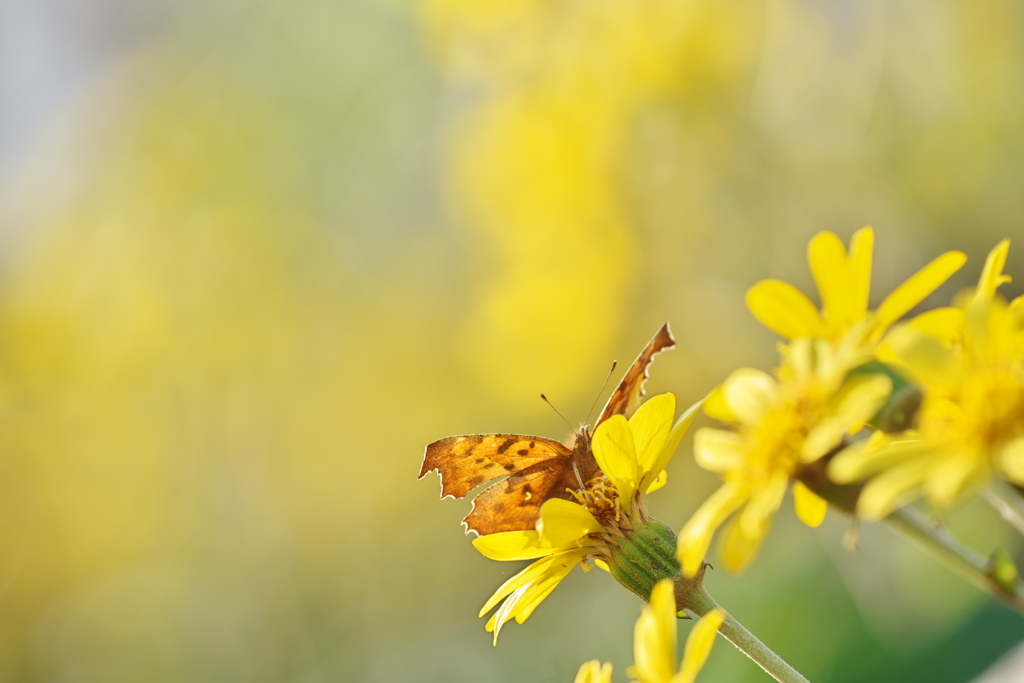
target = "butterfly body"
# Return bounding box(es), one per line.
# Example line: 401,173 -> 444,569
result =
420,324 -> 675,536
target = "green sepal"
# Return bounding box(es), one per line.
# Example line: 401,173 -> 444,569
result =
606,518 -> 685,613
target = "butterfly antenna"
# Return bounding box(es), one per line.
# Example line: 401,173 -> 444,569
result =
583,360 -> 618,424
540,394 -> 575,432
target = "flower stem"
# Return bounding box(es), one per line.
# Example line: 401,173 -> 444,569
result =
981,481 -> 1024,539
885,506 -> 1024,615
681,583 -> 811,683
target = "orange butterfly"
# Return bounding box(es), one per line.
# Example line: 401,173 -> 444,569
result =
419,324 -> 675,536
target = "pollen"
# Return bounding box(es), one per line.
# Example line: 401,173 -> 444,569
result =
569,476 -> 622,525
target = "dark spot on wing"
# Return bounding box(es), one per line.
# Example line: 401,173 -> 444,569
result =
493,502 -> 506,513
483,462 -> 496,469
517,449 -> 529,456
470,474 -> 485,486
520,483 -> 534,504
503,463 -> 516,471
529,441 -> 535,448
497,438 -> 517,454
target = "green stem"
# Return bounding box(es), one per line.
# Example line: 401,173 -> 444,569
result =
681,583 -> 811,683
982,482 -> 1024,539
885,506 -> 1024,615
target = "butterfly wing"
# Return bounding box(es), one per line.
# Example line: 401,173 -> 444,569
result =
463,456 -> 581,535
597,323 -> 676,424
419,434 -> 576,535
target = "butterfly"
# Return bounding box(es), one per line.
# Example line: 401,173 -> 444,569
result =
419,323 -> 675,536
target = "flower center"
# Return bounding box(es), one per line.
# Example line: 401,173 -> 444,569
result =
740,384 -> 822,484
923,365 -> 1024,457
571,475 -> 624,527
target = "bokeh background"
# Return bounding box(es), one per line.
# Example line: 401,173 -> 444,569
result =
1,0 -> 1023,681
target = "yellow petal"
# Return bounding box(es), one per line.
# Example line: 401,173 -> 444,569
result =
538,498 -> 604,547
473,530 -> 551,561
678,483 -> 748,577
846,227 -> 874,323
997,438 -> 1024,485
793,481 -> 828,528
720,513 -> 768,574
828,436 -> 925,484
479,556 -> 555,617
486,584 -> 528,644
630,393 -> 675,476
511,567 -> 568,623
703,385 -> 737,422
922,451 -> 989,509
976,239 -> 1012,301
738,473 -> 788,539
722,368 -> 778,424
649,395 -> 706,480
634,579 -> 678,683
746,279 -> 825,339
875,251 -> 967,333
646,469 -> 669,494
888,328 -> 957,387
677,608 -> 726,683
968,297 -> 1019,361
900,307 -> 964,346
804,373 -> 892,462
809,231 -> 852,330
801,417 -> 851,464
1010,294 -> 1024,316
694,428 -> 745,473
592,414 -> 640,510
482,547 -> 587,644
783,337 -> 818,380
574,661 -> 613,683
857,458 -> 931,521
833,374 -> 894,427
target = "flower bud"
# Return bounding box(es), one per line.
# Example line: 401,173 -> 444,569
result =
606,518 -> 688,608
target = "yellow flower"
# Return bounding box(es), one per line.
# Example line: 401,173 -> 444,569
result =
575,579 -> 726,683
678,332 -> 892,576
746,227 -> 965,346
474,394 -> 702,643
830,240 -> 1024,519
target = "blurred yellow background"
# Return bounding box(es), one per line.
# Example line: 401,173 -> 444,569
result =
1,0 -> 1022,681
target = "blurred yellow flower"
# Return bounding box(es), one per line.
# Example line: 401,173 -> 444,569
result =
423,0 -> 697,399
474,394 -> 701,643
678,333 -> 892,576
976,239 -> 1015,304
575,660 -> 614,683
746,228 -> 966,346
632,580 -> 726,683
830,240 -> 1024,519
573,579 -> 725,683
